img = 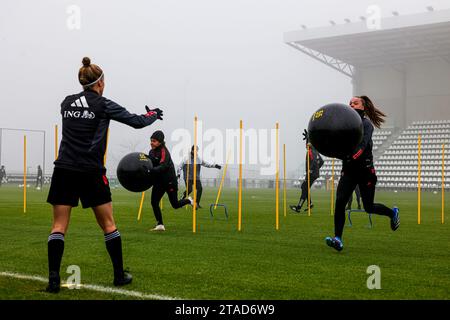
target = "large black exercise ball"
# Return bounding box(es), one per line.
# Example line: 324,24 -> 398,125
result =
116,152 -> 153,192
307,103 -> 363,160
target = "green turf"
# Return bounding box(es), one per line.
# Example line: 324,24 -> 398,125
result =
0,185 -> 449,300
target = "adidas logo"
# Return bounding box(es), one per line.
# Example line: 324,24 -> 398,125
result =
70,95 -> 90,108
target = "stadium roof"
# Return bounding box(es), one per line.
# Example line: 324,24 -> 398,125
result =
284,9 -> 450,77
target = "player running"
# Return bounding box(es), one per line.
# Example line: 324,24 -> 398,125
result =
290,130 -> 323,213
148,131 -> 193,231
177,145 -> 221,209
325,96 -> 400,252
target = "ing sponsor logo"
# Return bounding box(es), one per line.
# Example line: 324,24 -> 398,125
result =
63,110 -> 95,119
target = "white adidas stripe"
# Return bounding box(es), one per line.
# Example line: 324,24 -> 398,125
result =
104,231 -> 120,241
80,95 -> 89,108
0,271 -> 181,300
70,96 -> 90,108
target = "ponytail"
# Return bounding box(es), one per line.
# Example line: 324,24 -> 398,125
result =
357,95 -> 386,129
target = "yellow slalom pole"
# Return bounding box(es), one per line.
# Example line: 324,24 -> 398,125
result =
331,158 -> 335,215
186,152 -> 190,211
103,128 -> 110,165
54,124 -> 58,160
275,123 -> 279,230
160,198 -> 163,211
442,143 -> 445,224
23,135 -> 27,213
307,144 -> 311,217
418,134 -> 421,225
137,192 -> 145,221
238,120 -> 243,231
214,150 -> 231,209
193,116 -> 198,233
283,144 -> 287,218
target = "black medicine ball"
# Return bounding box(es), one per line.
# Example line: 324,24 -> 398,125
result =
117,152 -> 153,192
307,103 -> 363,160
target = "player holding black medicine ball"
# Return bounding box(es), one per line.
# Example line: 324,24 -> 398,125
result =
148,130 -> 193,231
46,57 -> 162,293
325,96 -> 400,252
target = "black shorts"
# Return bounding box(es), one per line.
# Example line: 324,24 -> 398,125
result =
47,167 -> 112,208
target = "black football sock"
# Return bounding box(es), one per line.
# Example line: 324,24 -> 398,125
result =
48,232 -> 65,276
104,229 -> 124,278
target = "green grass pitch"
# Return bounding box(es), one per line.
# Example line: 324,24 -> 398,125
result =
0,185 -> 449,300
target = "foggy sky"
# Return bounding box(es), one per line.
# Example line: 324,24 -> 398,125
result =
1,0 -> 449,177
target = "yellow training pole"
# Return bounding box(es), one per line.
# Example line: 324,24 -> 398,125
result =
307,144 -> 311,217
275,123 -> 279,230
238,120 -> 243,231
103,128 -> 109,165
137,192 -> 145,221
331,158 -> 335,215
193,116 -> 198,233
418,134 -> 421,225
442,143 -> 445,224
214,150 -> 231,209
54,124 -> 58,160
283,144 -> 287,218
23,135 -> 27,213
160,198 -> 163,210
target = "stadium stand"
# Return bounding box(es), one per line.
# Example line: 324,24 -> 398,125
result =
376,120 -> 450,190
315,122 -> 450,191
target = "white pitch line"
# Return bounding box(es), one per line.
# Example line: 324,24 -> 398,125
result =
0,271 -> 181,300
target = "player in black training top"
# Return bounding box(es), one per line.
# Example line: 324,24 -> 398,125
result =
147,130 -> 193,231
325,96 -> 400,252
290,129 -> 324,213
45,57 -> 163,293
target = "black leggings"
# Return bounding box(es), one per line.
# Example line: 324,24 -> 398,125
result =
151,181 -> 190,225
346,185 -> 361,209
297,174 -> 319,206
334,167 -> 393,238
182,180 -> 203,205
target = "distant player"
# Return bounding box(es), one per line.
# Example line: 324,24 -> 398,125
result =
148,130 -> 193,231
177,145 -> 221,209
346,185 -> 361,210
325,96 -> 400,252
36,165 -> 43,190
290,130 -> 323,213
0,165 -> 6,187
45,57 -> 161,293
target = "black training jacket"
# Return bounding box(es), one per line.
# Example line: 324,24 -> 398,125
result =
54,89 -> 157,173
342,111 -> 374,170
148,145 -> 177,185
